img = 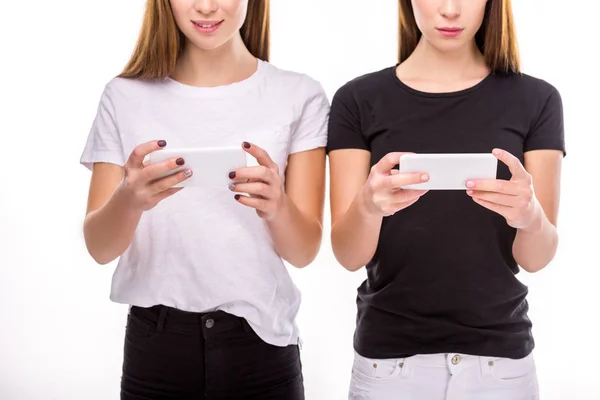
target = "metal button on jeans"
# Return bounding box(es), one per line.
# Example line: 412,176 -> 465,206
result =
451,354 -> 461,365
205,318 -> 214,328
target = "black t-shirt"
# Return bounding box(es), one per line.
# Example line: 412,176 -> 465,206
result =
326,66 -> 565,360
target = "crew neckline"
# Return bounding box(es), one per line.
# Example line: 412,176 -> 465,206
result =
390,64 -> 494,98
163,59 -> 267,97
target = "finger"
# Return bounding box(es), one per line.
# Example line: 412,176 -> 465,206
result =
127,140 -> 167,168
234,193 -> 268,211
150,187 -> 184,204
373,152 -> 410,175
150,168 -> 192,192
382,172 -> 430,190
144,157 -> 186,181
230,181 -> 271,198
231,166 -> 272,183
465,179 -> 520,195
242,142 -> 277,169
472,197 -> 511,216
493,148 -> 530,181
467,190 -> 518,207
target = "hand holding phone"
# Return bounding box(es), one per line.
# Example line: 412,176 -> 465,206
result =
229,141 -> 285,221
120,140 -> 193,211
466,148 -> 540,230
360,152 -> 431,217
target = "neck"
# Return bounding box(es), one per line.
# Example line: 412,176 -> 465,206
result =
404,37 -> 488,81
171,33 -> 258,87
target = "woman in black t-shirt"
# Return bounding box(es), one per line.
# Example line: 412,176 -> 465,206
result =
327,0 -> 564,399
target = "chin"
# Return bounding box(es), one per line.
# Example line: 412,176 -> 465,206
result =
429,39 -> 470,54
189,37 -> 229,52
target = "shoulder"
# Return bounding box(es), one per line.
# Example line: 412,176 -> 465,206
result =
261,61 -> 328,103
104,77 -> 166,94
494,72 -> 561,101
332,67 -> 395,104
101,76 -> 167,101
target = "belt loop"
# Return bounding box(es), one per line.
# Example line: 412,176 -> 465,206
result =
156,306 -> 168,333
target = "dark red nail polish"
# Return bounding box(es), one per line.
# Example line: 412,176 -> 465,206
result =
243,142 -> 251,149
176,158 -> 185,166
229,171 -> 236,179
158,140 -> 167,147
234,194 -> 240,200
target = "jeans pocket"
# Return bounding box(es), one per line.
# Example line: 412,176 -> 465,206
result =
126,313 -> 157,340
489,354 -> 537,387
351,351 -> 403,383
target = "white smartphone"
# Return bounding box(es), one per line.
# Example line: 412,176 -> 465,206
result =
147,146 -> 248,188
398,153 -> 498,190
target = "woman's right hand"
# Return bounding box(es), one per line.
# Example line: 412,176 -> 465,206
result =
119,140 -> 192,211
360,152 -> 430,217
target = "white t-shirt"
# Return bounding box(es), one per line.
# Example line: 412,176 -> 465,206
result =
80,60 -> 330,347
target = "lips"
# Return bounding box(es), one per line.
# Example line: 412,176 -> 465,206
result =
193,20 -> 223,29
437,27 -> 463,32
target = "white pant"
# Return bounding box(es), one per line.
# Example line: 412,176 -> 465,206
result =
349,351 -> 539,400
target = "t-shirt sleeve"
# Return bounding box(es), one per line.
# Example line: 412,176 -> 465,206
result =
524,86 -> 566,156
80,83 -> 125,170
288,78 -> 330,154
326,82 -> 368,153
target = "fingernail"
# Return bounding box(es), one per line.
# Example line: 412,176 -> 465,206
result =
234,194 -> 241,200
229,171 -> 236,179
493,149 -> 501,155
158,140 -> 167,147
466,190 -> 473,195
176,158 -> 185,166
184,169 -> 192,178
228,184 -> 235,191
466,181 -> 475,188
243,142 -> 251,149
421,174 -> 429,181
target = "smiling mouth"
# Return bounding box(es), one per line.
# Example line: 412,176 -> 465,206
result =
193,21 -> 223,29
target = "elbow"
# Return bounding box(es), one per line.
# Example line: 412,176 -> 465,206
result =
83,227 -> 115,266
85,242 -> 115,266
340,262 -> 364,272
287,233 -> 323,269
517,231 -> 559,273
331,247 -> 365,272
520,261 -> 549,273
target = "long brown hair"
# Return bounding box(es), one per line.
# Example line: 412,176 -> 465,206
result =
120,0 -> 270,79
398,0 -> 519,74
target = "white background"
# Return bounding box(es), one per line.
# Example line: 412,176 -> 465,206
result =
1,0 -> 599,399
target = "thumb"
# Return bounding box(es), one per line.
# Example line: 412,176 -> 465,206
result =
373,152 -> 412,175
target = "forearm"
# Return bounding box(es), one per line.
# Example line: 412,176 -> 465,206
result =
513,206 -> 559,273
266,194 -> 323,269
83,185 -> 143,265
331,188 -> 382,271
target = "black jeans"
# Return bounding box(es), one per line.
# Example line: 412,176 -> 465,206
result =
121,305 -> 304,400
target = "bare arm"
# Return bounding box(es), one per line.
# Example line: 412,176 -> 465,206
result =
329,150 -> 429,271
512,150 -> 562,272
232,144 -> 327,268
467,148 -> 563,273
83,140 -> 190,265
84,163 -> 142,265
267,148 -> 326,268
329,150 -> 381,271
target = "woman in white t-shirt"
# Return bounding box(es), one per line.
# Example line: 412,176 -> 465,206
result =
80,1 -> 328,398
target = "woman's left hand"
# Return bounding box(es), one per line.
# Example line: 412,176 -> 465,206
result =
466,148 -> 541,230
229,142 -> 285,221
